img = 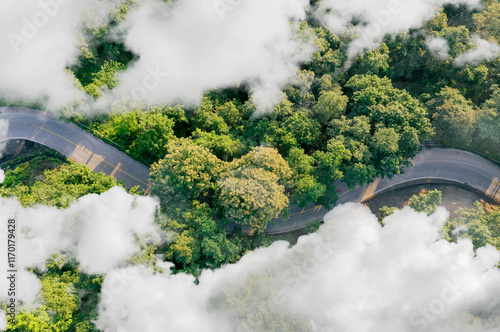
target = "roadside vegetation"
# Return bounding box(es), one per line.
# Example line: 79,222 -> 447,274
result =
66,2 -> 500,231
68,1 -> 500,280
2,0 -> 500,272
4,0 -> 500,273
1,2 -> 500,330
380,189 -> 500,251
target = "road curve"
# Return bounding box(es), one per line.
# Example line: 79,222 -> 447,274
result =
1,107 -> 499,234
0,107 -> 151,191
265,147 -> 500,234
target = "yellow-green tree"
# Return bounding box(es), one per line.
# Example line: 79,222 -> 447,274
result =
233,146 -> 293,187
473,0 -> 500,44
444,201 -> 500,250
409,189 -> 442,215
314,84 -> 348,124
150,138 -> 224,204
11,272 -> 79,331
0,163 -> 118,208
217,167 -> 288,232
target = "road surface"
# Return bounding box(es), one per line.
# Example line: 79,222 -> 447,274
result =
1,107 -> 499,234
264,147 -> 500,234
0,107 -> 151,191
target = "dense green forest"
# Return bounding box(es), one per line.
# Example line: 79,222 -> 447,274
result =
1,1 -> 500,330
67,0 -> 500,246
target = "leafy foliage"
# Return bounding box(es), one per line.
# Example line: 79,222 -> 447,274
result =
336,75 -> 433,185
217,167 -> 289,232
427,87 -> 477,146
477,85 -> 500,145
81,60 -> 126,98
9,256 -> 102,331
444,201 -> 500,250
150,138 -> 224,205
4,5 -> 500,327
473,0 -> 500,44
379,206 -> 398,221
0,163 -> 118,208
408,189 -> 443,215
91,108 -> 178,165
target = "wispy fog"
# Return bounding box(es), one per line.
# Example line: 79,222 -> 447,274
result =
454,35 -> 500,66
0,0 -> 122,109
316,0 -> 482,60
90,0 -> 314,114
95,203 -> 500,332
0,187 -> 161,307
426,36 -> 451,59
1,0 -> 493,113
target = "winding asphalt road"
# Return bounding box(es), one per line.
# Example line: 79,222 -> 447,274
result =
265,148 -> 500,233
0,107 -> 151,191
1,107 -> 499,234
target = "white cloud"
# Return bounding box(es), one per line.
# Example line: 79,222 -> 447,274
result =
427,36 -> 450,59
95,203 -> 500,332
316,0 -> 482,60
0,119 -> 9,159
0,0 -> 121,110
0,0 -> 314,114
0,310 -> 5,331
454,35 -> 500,66
0,0 -> 493,114
88,0 -> 314,114
0,187 -> 162,308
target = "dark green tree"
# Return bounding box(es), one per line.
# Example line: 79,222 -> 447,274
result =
427,87 -> 477,147
478,86 -> 500,144
95,109 -> 176,164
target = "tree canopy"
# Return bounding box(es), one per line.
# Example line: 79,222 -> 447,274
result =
0,163 -> 118,208
2,5 -> 500,324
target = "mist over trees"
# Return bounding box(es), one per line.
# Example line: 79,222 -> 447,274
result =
2,0 -> 499,266
24,0 -> 500,273
1,1 -> 500,330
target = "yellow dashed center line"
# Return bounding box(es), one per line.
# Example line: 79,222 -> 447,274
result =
8,120 -> 151,190
6,117 -> 498,209
289,205 -> 324,217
